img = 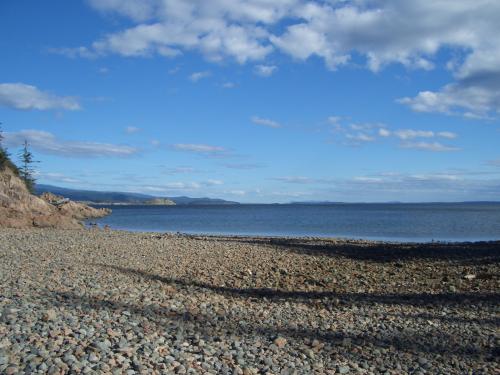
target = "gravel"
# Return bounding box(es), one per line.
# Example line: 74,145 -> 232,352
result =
0,228 -> 499,374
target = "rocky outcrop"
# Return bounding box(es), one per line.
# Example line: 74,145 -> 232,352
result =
0,166 -> 110,229
40,192 -> 111,220
144,198 -> 176,206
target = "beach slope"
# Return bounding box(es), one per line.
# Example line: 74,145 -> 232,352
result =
0,229 -> 498,374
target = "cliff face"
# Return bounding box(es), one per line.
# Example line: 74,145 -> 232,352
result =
40,192 -> 111,220
0,166 -> 110,229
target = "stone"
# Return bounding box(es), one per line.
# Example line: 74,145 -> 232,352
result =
43,309 -> 57,322
337,365 -> 350,374
274,337 -> 287,348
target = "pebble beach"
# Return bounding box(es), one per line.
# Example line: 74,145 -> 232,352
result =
0,228 -> 499,374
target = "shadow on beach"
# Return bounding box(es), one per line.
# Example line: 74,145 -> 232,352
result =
98,264 -> 500,308
47,288 -> 499,360
183,235 -> 500,265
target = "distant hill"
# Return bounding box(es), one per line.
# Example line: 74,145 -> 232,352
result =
35,184 -> 240,205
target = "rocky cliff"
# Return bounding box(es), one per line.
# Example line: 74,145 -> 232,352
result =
39,192 -> 111,220
0,166 -> 110,229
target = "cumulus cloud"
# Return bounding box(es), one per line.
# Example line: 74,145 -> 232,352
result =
380,129 -> 458,140
53,1 -> 500,118
189,71 -> 211,82
4,130 -> 139,157
251,116 -> 281,128
399,83 -> 500,119
378,128 -> 391,137
329,117 -> 459,150
0,83 -> 80,111
346,133 -> 375,142
86,0 -> 158,22
394,129 -> 435,140
254,64 -> 277,77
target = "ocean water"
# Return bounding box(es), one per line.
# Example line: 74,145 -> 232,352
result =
90,203 -> 500,242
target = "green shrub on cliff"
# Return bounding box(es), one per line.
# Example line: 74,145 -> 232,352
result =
0,125 -> 26,181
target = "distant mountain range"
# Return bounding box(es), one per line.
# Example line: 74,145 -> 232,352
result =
35,184 -> 240,206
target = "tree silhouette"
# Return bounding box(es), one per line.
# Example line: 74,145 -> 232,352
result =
18,140 -> 37,193
0,122 -> 9,168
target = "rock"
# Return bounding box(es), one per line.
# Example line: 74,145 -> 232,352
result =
418,357 -> 428,366
337,365 -> 350,374
5,365 -> 19,375
273,337 -> 287,348
42,309 -> 57,322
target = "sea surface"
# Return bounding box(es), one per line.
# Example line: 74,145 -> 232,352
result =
90,202 -> 500,242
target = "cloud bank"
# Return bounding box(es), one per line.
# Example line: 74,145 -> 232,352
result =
47,1 -> 500,119
4,130 -> 138,157
0,83 -> 80,111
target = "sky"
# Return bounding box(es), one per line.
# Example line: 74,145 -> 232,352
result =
0,0 -> 499,203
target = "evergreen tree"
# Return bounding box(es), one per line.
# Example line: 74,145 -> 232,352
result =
0,122 -> 9,168
18,140 -> 37,193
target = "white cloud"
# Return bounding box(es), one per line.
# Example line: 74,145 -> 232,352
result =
346,133 -> 375,142
189,71 -> 211,82
37,172 -> 82,184
353,176 -> 383,183
161,166 -> 195,174
437,131 -> 458,139
251,116 -> 281,128
86,0 -> 158,22
328,116 -> 460,150
400,141 -> 460,152
394,129 -> 435,140
222,82 -> 236,88
227,190 -> 246,196
0,83 -> 80,111
4,130 -> 139,157
254,64 -> 277,77
378,128 -> 391,137
327,116 -> 342,125
399,83 -> 500,118
171,143 -> 229,157
56,0 -> 500,119
205,179 -> 224,186
125,126 -> 141,134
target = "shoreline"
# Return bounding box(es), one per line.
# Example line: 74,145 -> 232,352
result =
85,224 -> 500,244
1,228 -> 499,374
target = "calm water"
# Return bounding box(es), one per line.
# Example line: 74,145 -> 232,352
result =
90,203 -> 500,242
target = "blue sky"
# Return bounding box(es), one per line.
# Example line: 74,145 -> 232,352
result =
1,0 -> 499,203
